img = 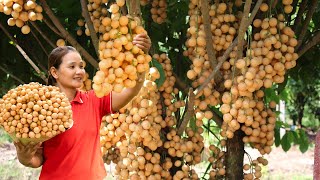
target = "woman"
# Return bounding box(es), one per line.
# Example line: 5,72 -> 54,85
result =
14,34 -> 151,180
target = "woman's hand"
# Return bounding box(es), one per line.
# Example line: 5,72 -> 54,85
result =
133,33 -> 151,53
14,141 -> 43,168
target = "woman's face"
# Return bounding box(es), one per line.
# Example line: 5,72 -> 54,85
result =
52,51 -> 85,89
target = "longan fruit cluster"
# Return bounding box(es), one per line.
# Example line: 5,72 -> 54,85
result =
243,156 -> 268,180
150,0 -> 167,24
208,140 -> 227,178
0,0 -> 43,34
0,82 -> 73,144
92,2 -> 152,96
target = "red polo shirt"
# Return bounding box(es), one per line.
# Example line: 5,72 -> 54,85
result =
40,90 -> 113,180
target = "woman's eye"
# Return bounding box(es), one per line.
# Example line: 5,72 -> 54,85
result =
70,66 -> 75,69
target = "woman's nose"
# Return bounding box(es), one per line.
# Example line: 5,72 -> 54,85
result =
76,67 -> 85,75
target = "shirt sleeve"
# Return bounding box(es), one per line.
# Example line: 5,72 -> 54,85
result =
89,90 -> 114,117
100,91 -> 114,116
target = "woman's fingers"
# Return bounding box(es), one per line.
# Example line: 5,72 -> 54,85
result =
27,142 -> 42,151
14,141 -> 23,151
133,34 -> 151,52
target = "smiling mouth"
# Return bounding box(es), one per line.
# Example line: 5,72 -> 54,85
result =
74,77 -> 83,81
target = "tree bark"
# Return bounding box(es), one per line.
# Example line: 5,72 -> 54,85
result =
296,0 -> 318,50
298,31 -> 320,57
236,0 -> 252,60
177,88 -> 195,136
226,130 -> 245,180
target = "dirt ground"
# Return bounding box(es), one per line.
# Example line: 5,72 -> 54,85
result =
0,142 -> 314,180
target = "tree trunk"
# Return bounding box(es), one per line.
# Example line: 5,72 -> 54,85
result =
226,130 -> 245,180
297,92 -> 306,127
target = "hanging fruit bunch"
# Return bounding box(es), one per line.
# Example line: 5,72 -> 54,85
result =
0,0 -> 43,34
150,0 -> 167,24
88,0 -> 152,97
183,0 -> 299,179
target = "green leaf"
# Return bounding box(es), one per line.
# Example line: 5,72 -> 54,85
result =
287,131 -> 295,143
281,132 -> 291,152
264,87 -> 280,103
298,129 -> 310,153
150,58 -> 166,88
274,127 -> 281,147
299,139 -> 309,153
291,131 -> 300,145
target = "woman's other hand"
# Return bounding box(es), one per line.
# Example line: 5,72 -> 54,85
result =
14,141 -> 43,168
133,33 -> 151,53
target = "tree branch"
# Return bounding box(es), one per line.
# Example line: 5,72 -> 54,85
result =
42,16 -> 63,37
194,38 -> 238,96
173,72 -> 189,94
29,21 -> 56,48
200,0 -> 217,67
209,108 -> 223,127
0,65 -> 25,84
298,30 -> 320,57
237,0 -> 251,59
173,73 -> 223,128
80,0 -> 100,59
296,0 -> 318,49
193,0 -> 263,95
293,0 -> 307,32
0,22 -> 47,82
30,28 -> 49,56
177,88 -> 195,136
39,0 -> 98,68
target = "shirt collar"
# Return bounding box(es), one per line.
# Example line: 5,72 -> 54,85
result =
71,90 -> 83,104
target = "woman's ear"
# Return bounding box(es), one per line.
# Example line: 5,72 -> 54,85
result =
50,67 -> 58,79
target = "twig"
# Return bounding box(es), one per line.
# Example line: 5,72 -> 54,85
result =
42,16 -> 63,37
173,72 -> 189,94
296,0 -> 318,49
194,0 -> 263,95
208,107 -> 223,127
287,0 -> 299,24
126,0 -> 142,17
237,0 -> 252,59
298,30 -> 320,57
29,21 -> 56,48
0,22 -> 47,82
293,0 -> 307,33
39,0 -> 98,68
172,72 -> 224,127
0,65 -> 25,84
30,28 -> 49,56
200,0 -> 217,67
203,124 -> 220,140
194,38 -> 238,96
80,0 -> 100,59
177,88 -> 195,136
